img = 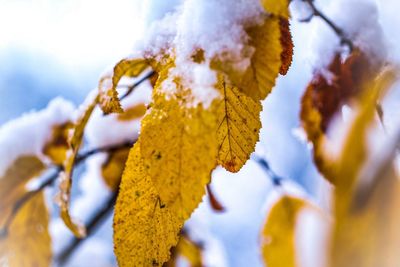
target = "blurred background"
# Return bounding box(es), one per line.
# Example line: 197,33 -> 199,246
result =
1,0 -> 399,266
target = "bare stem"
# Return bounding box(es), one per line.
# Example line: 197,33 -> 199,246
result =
0,141 -> 135,238
119,71 -> 156,101
252,155 -> 284,187
56,191 -> 119,265
300,0 -> 354,51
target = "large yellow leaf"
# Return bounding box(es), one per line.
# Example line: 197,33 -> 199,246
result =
58,95 -> 99,238
261,0 -> 290,18
261,196 -> 306,267
140,71 -> 219,219
239,17 -> 283,101
113,142 -> 182,267
98,58 -> 149,114
216,75 -> 262,172
0,193 -> 51,267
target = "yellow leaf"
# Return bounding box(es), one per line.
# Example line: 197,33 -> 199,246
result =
239,17 -> 283,101
140,69 -> 219,219
261,0 -> 290,18
0,193 -> 51,267
329,69 -> 400,267
117,103 -> 147,122
0,156 -> 45,228
300,50 -> 380,184
58,95 -> 99,238
113,142 -> 182,267
101,147 -> 130,191
261,196 -> 306,267
216,75 -> 262,172
99,58 -> 149,114
43,122 -> 73,165
166,234 -> 203,267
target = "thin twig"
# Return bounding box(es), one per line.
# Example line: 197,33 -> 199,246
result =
57,191 -> 119,265
0,141 -> 135,238
301,0 -> 354,51
76,141 -> 134,163
252,155 -> 284,187
0,167 -> 61,238
119,71 -> 156,101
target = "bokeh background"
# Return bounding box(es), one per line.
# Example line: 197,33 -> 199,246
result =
1,0 -> 399,266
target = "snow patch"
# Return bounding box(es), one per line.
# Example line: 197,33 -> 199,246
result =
0,97 -> 75,177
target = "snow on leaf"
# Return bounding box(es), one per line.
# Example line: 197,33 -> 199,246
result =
216,74 -> 262,172
57,95 -> 99,238
0,193 -> 51,267
113,142 -> 182,267
98,58 -> 149,114
261,196 -> 307,267
261,0 -> 290,18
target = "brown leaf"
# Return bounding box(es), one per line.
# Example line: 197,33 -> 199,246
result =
207,184 -> 225,212
279,18 -> 293,75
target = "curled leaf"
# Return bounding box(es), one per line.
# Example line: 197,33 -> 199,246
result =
57,95 -> 99,238
99,58 -> 149,114
207,184 -> 225,212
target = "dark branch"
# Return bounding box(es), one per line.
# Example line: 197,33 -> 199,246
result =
76,141 -> 134,164
0,141 -> 134,238
252,155 -> 284,186
301,0 -> 354,51
57,191 -> 118,265
0,167 -> 61,238
119,71 -> 156,101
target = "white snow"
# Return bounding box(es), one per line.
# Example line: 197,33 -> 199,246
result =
0,97 -> 75,177
137,0 -> 266,107
308,0 -> 386,69
85,81 -> 151,148
295,207 -> 331,267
